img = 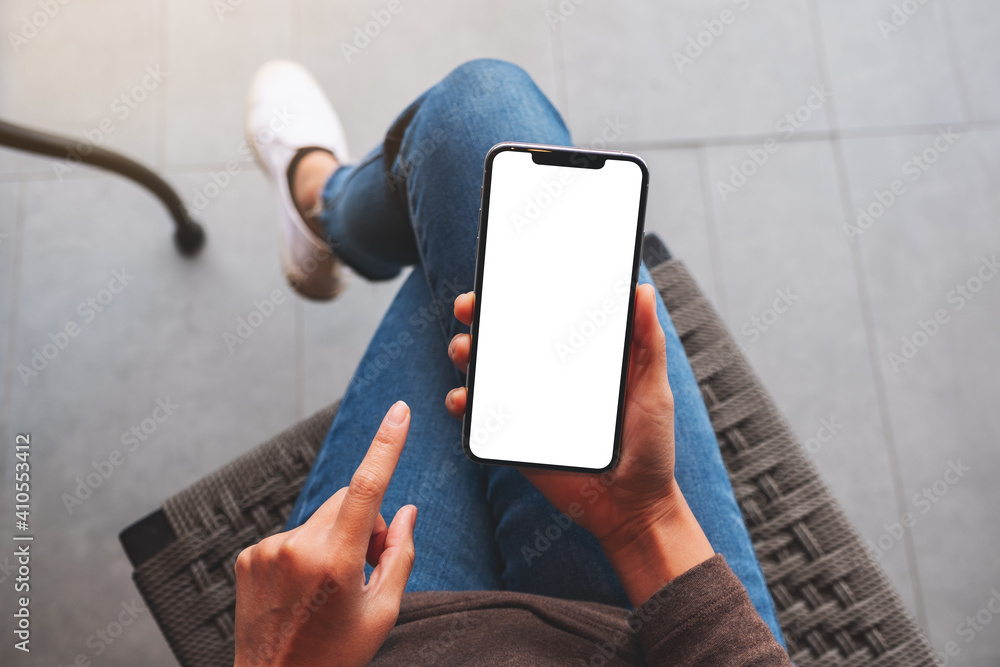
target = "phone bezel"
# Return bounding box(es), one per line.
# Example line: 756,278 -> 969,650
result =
461,142 -> 649,473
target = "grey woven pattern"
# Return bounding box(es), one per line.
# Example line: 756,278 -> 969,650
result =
650,260 -> 934,666
129,260 -> 936,666
133,402 -> 339,667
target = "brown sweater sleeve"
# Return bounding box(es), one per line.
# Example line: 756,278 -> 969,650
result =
633,554 -> 792,666
376,554 -> 791,665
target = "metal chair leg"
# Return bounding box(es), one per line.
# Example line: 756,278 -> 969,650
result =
0,119 -> 205,256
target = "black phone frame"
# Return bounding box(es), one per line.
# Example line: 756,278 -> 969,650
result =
462,142 -> 650,473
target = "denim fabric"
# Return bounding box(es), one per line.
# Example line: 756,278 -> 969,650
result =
286,58 -> 784,646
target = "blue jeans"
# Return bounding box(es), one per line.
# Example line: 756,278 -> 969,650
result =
286,59 -> 784,646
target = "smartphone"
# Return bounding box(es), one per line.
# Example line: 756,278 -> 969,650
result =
462,142 -> 649,472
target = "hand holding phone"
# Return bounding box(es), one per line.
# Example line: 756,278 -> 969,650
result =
446,284 -> 715,606
463,143 -> 648,472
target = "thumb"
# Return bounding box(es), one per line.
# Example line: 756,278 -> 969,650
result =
630,284 -> 667,373
367,504 -> 417,602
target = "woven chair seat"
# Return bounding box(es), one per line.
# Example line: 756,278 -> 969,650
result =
121,256 -> 935,667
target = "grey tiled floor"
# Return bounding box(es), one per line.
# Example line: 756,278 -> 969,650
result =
1,0 -> 998,665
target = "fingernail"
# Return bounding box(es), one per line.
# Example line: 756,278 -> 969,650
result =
409,505 -> 418,530
387,400 -> 409,425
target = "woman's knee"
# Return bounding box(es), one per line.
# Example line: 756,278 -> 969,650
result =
430,59 -> 567,142
441,58 -> 535,98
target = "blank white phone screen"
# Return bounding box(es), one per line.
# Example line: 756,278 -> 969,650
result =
468,150 -> 643,469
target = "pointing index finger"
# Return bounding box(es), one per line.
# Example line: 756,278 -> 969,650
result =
333,401 -> 411,557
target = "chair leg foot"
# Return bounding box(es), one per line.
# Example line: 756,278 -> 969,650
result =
174,220 -> 206,256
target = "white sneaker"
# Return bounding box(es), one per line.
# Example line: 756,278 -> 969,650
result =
246,60 -> 351,300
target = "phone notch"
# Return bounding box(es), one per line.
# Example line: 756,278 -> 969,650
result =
529,149 -> 607,170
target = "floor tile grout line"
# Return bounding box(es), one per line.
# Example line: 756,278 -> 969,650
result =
291,0 -> 301,62
614,119 -> 1000,152
933,0 -> 974,123
694,146 -> 728,321
1,180 -> 27,447
546,0 -> 571,126
155,0 -> 170,169
3,122 -> 997,186
295,300 -> 304,421
832,140 -> 929,633
803,0 -> 928,633
0,160 -> 263,183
